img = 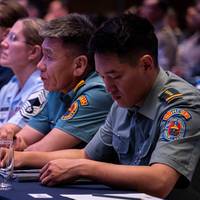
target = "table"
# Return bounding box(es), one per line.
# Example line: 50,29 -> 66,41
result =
0,180 -> 133,200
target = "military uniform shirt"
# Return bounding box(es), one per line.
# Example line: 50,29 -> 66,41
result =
0,70 -> 46,128
85,68 -> 200,183
29,72 -> 113,143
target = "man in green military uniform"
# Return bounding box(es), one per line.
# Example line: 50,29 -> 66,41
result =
6,14 -> 200,198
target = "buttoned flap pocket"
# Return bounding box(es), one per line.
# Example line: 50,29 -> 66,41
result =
112,133 -> 129,154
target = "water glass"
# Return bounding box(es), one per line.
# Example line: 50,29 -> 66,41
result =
0,139 -> 14,190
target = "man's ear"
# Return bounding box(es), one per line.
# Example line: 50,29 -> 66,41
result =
139,54 -> 153,70
28,45 -> 42,63
73,55 -> 88,77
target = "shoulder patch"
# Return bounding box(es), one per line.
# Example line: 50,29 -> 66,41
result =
20,90 -> 47,119
160,108 -> 191,141
78,95 -> 88,106
159,88 -> 182,104
62,101 -> 78,120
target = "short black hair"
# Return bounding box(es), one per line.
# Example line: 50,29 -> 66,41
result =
89,14 -> 158,66
40,13 -> 95,70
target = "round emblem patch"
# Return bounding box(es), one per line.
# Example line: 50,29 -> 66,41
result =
161,117 -> 186,141
62,101 -> 78,120
160,108 -> 191,141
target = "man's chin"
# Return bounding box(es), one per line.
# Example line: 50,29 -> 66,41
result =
44,85 -> 53,92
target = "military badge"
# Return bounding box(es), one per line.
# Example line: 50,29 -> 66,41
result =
62,94 -> 89,120
20,90 -> 47,119
73,80 -> 85,92
62,101 -> 78,120
159,88 -> 182,104
160,108 -> 191,141
78,95 -> 88,106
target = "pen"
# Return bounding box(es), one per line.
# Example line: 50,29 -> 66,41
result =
92,193 -> 141,200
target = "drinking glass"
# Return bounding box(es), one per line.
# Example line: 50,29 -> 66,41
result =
0,139 -> 14,190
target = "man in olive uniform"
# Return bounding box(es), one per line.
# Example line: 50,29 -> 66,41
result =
10,14 -> 200,198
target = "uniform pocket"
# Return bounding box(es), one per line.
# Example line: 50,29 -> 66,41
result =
112,133 -> 131,164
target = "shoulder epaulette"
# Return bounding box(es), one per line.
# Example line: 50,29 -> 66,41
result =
73,80 -> 85,92
159,88 -> 182,104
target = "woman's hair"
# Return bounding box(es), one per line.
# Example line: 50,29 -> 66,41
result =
19,18 -> 45,46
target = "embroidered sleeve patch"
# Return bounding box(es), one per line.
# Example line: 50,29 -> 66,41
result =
20,90 -> 47,119
78,95 -> 88,106
61,95 -> 89,120
160,108 -> 192,141
62,101 -> 78,120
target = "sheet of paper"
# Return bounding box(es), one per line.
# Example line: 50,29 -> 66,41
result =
60,193 -> 164,200
60,194 -> 118,200
28,193 -> 53,198
104,193 -> 163,200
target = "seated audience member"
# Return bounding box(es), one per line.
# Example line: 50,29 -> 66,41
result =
0,18 -> 46,136
166,8 -> 183,43
17,0 -> 46,18
174,1 -> 200,85
140,0 -> 177,70
0,0 -> 28,89
13,14 -> 113,151
44,0 -> 70,21
10,14 -> 200,198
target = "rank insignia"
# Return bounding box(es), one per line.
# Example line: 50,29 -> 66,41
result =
159,88 -> 182,104
160,108 -> 191,141
62,101 -> 78,120
73,80 -> 85,92
78,95 -> 88,106
20,90 -> 47,119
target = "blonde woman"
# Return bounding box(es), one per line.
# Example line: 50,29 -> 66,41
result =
0,18 -> 47,137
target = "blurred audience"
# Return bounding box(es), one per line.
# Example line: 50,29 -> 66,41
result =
166,8 -> 183,43
44,0 -> 70,21
140,0 -> 177,70
173,0 -> 200,85
17,0 -> 46,18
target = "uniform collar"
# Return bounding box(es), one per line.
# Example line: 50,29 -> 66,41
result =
138,68 -> 169,120
60,71 -> 96,102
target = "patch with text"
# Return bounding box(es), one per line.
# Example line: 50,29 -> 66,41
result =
161,108 -> 191,141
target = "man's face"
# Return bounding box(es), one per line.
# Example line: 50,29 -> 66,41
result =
38,38 -> 76,92
141,0 -> 160,23
95,53 -> 148,108
186,6 -> 200,30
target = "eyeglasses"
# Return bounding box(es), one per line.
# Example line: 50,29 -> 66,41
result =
6,32 -> 32,45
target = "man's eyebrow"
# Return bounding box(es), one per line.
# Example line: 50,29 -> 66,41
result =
42,48 -> 53,55
96,70 -> 121,77
105,70 -> 120,75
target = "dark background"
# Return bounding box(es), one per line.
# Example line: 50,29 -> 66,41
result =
37,0 -> 196,29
